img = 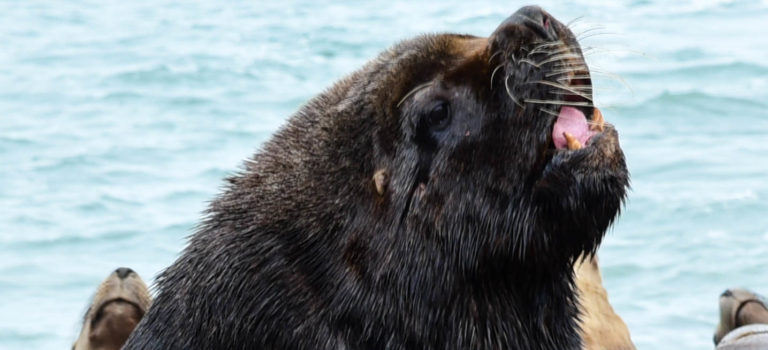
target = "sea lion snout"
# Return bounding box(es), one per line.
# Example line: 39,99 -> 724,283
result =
498,6 -> 557,41
486,5 -> 598,138
74,268 -> 152,350
491,6 -> 567,53
115,267 -> 135,279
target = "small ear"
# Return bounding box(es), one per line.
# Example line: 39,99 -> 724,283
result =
373,169 -> 388,196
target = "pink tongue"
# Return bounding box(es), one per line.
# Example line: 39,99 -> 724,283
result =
552,107 -> 595,149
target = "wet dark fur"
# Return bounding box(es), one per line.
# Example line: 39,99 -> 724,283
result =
125,6 -> 629,350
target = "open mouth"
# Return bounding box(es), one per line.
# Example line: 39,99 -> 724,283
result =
552,106 -> 603,150
550,72 -> 604,150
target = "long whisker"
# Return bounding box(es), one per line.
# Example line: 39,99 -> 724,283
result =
534,81 -> 592,101
505,76 -> 524,108
549,67 -> 633,95
560,75 -> 593,80
536,53 -> 582,66
541,44 -> 588,57
550,90 -> 602,98
545,67 -> 585,77
581,47 -> 654,60
525,99 -> 594,108
488,51 -> 503,64
529,41 -> 560,55
519,58 -> 541,68
490,64 -> 504,90
397,82 -> 433,108
578,31 -> 617,41
540,108 -> 559,117
575,26 -> 606,38
565,15 -> 585,29
549,85 -> 604,92
589,69 -> 634,94
527,48 -> 554,58
552,62 -> 587,70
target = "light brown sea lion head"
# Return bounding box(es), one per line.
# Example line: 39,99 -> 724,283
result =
73,268 -> 151,350
714,288 -> 768,345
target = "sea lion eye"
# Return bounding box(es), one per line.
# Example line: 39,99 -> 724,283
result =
426,102 -> 451,131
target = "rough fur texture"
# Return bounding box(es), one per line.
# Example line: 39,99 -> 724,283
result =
125,6 -> 629,350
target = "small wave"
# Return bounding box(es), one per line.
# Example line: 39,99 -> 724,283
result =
0,330 -> 50,342
97,90 -> 217,108
666,47 -> 710,61
657,90 -> 765,107
98,91 -> 147,101
33,154 -> 99,173
0,137 -> 36,148
102,64 -> 265,87
626,61 -> 768,78
161,189 -> 207,202
624,0 -> 765,16
2,230 -> 137,249
624,90 -> 767,110
73,194 -> 144,213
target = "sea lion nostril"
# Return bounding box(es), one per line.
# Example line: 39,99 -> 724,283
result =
115,267 -> 134,279
721,289 -> 733,298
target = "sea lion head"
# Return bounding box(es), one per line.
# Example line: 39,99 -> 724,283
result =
291,5 -> 629,276
714,288 -> 768,345
238,6 -> 628,281
73,268 -> 151,350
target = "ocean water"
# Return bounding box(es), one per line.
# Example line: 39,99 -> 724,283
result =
1,0 -> 767,349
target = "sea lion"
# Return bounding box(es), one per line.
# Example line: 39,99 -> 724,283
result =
717,325 -> 768,350
73,268 -> 151,350
714,288 -> 768,349
124,5 -> 628,349
574,255 -> 635,350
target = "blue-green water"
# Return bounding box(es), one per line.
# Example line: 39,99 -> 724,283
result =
1,1 -> 767,349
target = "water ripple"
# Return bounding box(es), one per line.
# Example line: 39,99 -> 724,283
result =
2,1 -> 768,349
